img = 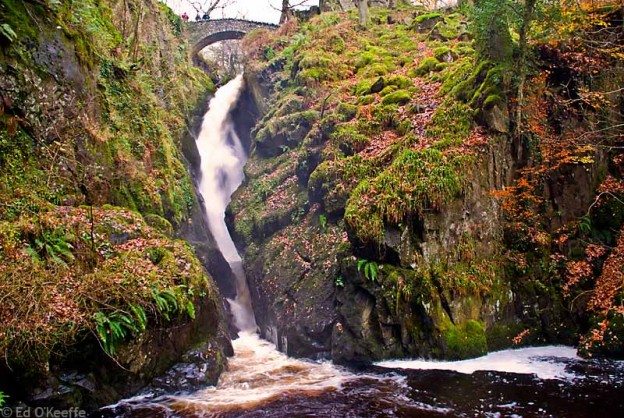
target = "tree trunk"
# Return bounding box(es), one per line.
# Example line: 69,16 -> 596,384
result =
515,0 -> 536,138
358,0 -> 369,27
280,0 -> 293,24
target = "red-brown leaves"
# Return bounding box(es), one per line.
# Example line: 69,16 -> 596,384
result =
587,227 -> 624,314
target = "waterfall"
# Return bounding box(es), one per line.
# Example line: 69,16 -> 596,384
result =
196,74 -> 257,333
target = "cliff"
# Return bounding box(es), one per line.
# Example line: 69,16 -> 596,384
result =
0,0 -> 232,409
229,3 -> 624,362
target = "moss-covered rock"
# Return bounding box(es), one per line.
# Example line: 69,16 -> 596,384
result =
443,320 -> 488,359
381,90 -> 412,105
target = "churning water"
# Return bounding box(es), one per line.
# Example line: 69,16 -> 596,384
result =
102,77 -> 624,418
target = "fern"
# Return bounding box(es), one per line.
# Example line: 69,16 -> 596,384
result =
365,262 -> 378,282
94,310 -> 142,356
0,23 -> 17,43
357,259 -> 379,282
129,304 -> 147,332
319,214 -> 328,232
26,230 -> 74,266
185,300 -> 196,319
579,215 -> 592,234
0,390 -> 8,407
151,288 -> 181,321
357,258 -> 367,271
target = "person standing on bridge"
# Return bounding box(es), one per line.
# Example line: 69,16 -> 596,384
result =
181,12 -> 189,22
202,12 -> 210,20
196,13 -> 202,21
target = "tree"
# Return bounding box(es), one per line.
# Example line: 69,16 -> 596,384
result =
280,0 -> 294,23
188,0 -> 234,19
357,0 -> 369,26
514,0 -> 537,137
273,0 -> 313,23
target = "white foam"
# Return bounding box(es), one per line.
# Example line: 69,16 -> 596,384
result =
376,346 -> 581,380
168,332 -> 395,412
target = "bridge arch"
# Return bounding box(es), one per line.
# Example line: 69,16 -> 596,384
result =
185,19 -> 278,60
191,30 -> 246,58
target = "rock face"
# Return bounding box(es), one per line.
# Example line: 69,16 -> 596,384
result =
228,71 -> 522,363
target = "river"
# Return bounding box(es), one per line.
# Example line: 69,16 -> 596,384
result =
101,76 -> 624,418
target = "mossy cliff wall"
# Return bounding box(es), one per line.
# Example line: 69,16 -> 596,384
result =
0,0 -> 233,409
229,4 -> 624,362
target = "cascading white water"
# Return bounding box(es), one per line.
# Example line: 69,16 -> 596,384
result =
188,74 -> 384,410
196,74 -> 256,332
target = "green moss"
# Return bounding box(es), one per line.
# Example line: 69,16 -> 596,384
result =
381,90 -> 411,105
336,102 -> 358,121
426,100 -> 474,149
432,13 -> 463,39
372,104 -> 400,128
354,78 -> 375,96
296,50 -> 348,84
380,85 -> 398,96
143,213 -> 174,237
385,75 -> 414,89
434,46 -> 452,61
483,94 -> 503,109
486,323 -> 528,351
345,148 -> 466,242
254,110 -> 320,147
331,123 -> 370,154
435,62 -> 449,72
309,156 -> 377,214
443,320 -> 488,359
358,62 -> 395,78
468,64 -> 509,108
415,12 -> 442,24
358,95 -> 375,105
455,45 -> 475,56
412,57 -> 440,76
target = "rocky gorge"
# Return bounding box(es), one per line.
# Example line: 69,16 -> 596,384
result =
0,0 -> 623,414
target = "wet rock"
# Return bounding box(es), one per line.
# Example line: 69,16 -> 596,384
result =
415,14 -> 443,33
369,77 -> 385,94
479,104 -> 510,133
150,343 -> 225,393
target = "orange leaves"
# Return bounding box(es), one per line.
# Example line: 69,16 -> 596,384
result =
598,175 -> 624,195
564,260 -> 593,295
512,329 -> 531,345
587,226 -> 624,314
586,243 -> 608,261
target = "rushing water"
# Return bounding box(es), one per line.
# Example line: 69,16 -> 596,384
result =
102,77 -> 624,418
194,74 -> 256,332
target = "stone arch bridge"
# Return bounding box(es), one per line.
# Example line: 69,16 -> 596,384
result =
185,18 -> 278,58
